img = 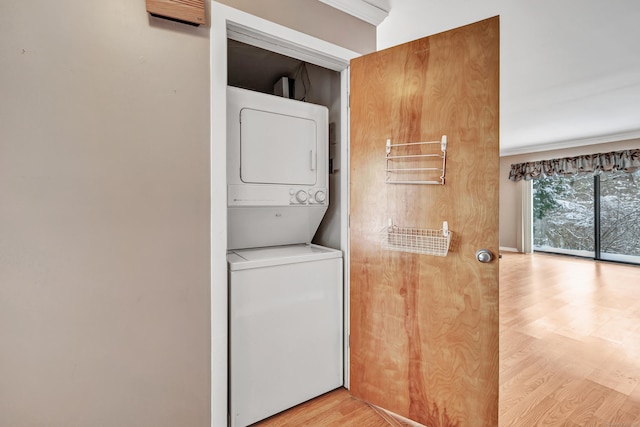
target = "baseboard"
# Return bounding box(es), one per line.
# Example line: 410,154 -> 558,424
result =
500,246 -> 520,253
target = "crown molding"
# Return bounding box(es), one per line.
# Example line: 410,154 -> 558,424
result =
500,129 -> 640,157
318,0 -> 389,26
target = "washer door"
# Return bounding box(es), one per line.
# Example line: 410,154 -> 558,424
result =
240,108 -> 317,185
229,256 -> 343,427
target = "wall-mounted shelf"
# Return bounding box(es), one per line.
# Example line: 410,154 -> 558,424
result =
385,135 -> 447,185
380,220 -> 451,256
146,0 -> 206,26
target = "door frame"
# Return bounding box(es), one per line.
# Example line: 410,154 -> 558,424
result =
210,3 -> 359,425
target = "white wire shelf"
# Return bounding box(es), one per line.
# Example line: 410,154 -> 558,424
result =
385,135 -> 447,185
380,221 -> 451,256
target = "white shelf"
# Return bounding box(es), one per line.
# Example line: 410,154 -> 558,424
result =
385,135 -> 447,185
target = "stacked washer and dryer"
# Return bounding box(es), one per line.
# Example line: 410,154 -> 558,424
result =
226,86 -> 343,427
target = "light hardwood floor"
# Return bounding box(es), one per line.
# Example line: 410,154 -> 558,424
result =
500,252 -> 640,426
254,253 -> 640,426
254,388 -> 412,426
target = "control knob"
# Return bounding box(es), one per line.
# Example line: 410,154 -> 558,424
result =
314,190 -> 326,203
295,190 -> 308,203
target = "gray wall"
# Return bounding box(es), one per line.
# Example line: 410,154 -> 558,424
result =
500,139 -> 640,250
0,1 -> 211,426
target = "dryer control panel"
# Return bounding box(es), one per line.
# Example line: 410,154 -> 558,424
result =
228,184 -> 328,207
289,188 -> 326,205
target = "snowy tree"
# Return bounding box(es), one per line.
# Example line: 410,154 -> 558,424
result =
532,169 -> 640,260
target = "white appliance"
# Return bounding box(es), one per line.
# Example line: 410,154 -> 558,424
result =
228,244 -> 343,427
227,86 -> 329,250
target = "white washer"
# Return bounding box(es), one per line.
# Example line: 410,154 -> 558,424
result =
228,244 -> 343,427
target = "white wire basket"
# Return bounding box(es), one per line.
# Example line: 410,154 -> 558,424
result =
380,223 -> 452,256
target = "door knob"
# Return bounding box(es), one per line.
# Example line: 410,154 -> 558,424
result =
475,249 -> 493,263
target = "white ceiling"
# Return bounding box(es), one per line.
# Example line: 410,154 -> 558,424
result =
229,1 -> 640,156
373,0 -> 640,155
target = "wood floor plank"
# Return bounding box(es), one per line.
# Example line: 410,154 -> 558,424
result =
503,395 -> 558,427
501,368 -> 574,422
591,390 -> 628,422
565,381 -> 608,425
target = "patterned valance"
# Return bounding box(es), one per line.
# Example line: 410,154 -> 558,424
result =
509,148 -> 640,182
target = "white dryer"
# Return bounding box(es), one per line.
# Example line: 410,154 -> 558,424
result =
227,86 -> 329,250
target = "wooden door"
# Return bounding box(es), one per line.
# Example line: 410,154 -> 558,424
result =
349,17 -> 499,427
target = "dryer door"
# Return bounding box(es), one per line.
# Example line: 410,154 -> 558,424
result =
240,108 -> 317,185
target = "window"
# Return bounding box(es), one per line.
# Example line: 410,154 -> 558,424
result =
599,169 -> 640,262
533,169 -> 640,264
533,173 -> 594,257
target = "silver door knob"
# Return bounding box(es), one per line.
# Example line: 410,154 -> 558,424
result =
476,249 -> 493,263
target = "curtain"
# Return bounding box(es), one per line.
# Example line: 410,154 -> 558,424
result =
509,148 -> 640,182
519,180 -> 533,253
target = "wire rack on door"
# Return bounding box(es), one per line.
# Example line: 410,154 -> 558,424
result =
385,135 -> 447,185
380,221 -> 452,256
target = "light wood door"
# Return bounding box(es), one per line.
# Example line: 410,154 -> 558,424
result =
349,17 -> 500,427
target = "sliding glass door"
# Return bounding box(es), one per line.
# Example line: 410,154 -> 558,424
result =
533,173 -> 594,257
533,169 -> 640,264
599,169 -> 640,263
